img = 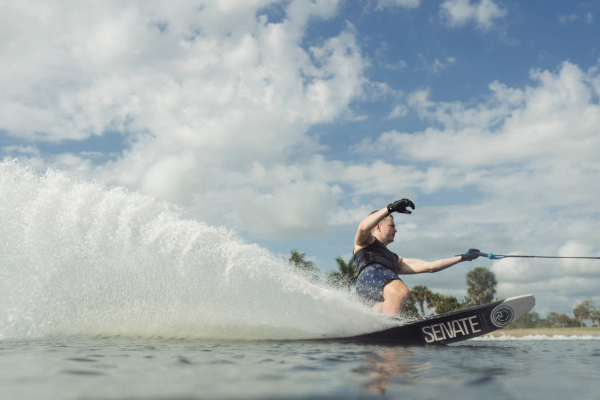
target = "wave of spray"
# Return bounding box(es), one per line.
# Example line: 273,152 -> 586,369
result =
474,334 -> 600,341
0,160 -> 391,340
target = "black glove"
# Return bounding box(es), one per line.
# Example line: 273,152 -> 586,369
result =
387,198 -> 415,214
461,249 -> 481,262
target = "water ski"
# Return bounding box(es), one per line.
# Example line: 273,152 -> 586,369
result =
341,294 -> 535,344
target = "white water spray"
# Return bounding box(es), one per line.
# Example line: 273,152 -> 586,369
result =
0,160 -> 389,340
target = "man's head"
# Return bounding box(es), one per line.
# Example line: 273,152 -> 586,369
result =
370,211 -> 396,245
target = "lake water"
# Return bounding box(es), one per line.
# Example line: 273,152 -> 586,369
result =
2,162 -> 599,398
1,336 -> 600,399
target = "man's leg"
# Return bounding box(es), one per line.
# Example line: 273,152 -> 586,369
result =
373,280 -> 410,317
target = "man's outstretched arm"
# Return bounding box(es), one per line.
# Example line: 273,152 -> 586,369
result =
398,256 -> 462,274
398,250 -> 480,274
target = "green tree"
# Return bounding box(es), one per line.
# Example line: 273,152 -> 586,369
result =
546,311 -> 559,327
402,297 -> 420,320
327,257 -> 358,290
410,285 -> 434,317
427,293 -> 462,315
508,311 -> 541,329
556,313 -> 572,327
459,296 -> 474,308
573,298 -> 595,327
466,266 -> 497,305
287,250 -> 320,281
590,308 -> 600,327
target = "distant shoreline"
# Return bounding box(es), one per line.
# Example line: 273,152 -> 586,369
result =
488,327 -> 600,337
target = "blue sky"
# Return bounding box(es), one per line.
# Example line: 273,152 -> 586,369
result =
1,0 -> 600,315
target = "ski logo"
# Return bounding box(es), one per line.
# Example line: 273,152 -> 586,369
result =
491,304 -> 514,327
421,316 -> 482,343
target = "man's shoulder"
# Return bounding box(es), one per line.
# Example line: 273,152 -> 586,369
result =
353,237 -> 376,254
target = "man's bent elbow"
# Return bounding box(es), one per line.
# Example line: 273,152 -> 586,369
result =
424,263 -> 437,273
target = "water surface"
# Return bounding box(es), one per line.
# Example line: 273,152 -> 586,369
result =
2,337 -> 599,399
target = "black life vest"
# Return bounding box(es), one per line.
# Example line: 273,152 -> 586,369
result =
353,238 -> 399,275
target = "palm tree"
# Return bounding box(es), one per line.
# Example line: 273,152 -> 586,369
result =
410,285 -> 433,317
426,292 -> 462,315
426,292 -> 443,314
465,266 -> 497,305
590,308 -> 600,328
403,297 -> 420,319
327,257 -> 358,290
546,311 -> 559,326
287,250 -> 320,281
288,249 -> 313,269
556,314 -> 571,327
573,298 -> 595,327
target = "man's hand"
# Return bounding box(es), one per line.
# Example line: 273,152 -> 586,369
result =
461,249 -> 481,262
387,198 -> 415,214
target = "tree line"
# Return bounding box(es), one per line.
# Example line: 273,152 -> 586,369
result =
286,249 -> 599,327
508,298 -> 600,329
285,249 -> 498,319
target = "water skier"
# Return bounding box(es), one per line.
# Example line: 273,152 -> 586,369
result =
353,199 -> 479,317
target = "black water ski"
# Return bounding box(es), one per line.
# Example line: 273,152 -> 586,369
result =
341,294 -> 535,344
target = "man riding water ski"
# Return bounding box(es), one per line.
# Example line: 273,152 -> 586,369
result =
354,198 -> 479,317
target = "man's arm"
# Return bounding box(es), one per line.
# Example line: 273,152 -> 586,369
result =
398,249 -> 480,274
354,208 -> 388,252
354,199 -> 415,253
397,256 -> 463,274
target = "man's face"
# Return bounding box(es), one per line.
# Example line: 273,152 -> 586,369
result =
377,217 -> 397,244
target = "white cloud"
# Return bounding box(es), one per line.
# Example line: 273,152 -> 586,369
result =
416,54 -> 456,75
386,62 -> 600,171
376,0 -> 421,10
234,180 -> 339,239
385,104 -> 409,119
440,0 -> 507,31
3,145 -> 39,156
0,0 -> 369,239
383,59 -> 408,70
559,12 -> 594,25
558,14 -> 579,25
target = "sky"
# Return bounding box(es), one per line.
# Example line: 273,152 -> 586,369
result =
1,0 -> 600,316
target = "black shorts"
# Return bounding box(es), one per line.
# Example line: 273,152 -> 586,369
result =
355,264 -> 402,306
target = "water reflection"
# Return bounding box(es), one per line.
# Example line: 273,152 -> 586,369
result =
353,346 -> 422,395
